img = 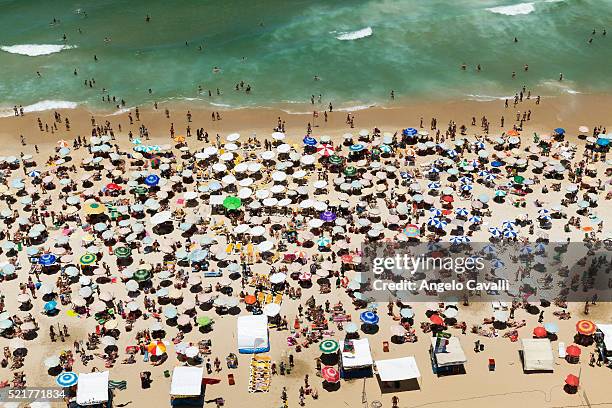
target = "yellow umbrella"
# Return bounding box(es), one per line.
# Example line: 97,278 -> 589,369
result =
84,201 -> 105,215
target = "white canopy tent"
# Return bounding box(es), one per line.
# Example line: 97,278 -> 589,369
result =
170,366 -> 204,397
375,356 -> 421,382
340,338 -> 373,369
521,339 -> 554,371
76,371 -> 109,406
237,315 -> 269,354
430,336 -> 467,368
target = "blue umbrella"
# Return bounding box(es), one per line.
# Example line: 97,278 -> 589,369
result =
349,144 -> 365,152
360,311 -> 379,325
468,215 -> 481,223
455,208 -> 469,217
488,227 -> 502,237
491,258 -> 505,269
544,322 -> 559,334
482,244 -> 497,254
502,220 -> 516,230
596,138 -> 610,147
461,184 -> 473,191
144,174 -> 160,187
44,300 -> 58,311
450,236 -> 465,245
403,128 -> 418,137
503,229 -> 518,238
491,161 -> 504,167
28,170 -> 41,178
39,253 -> 57,267
427,181 -> 441,190
303,136 -> 317,146
56,372 -> 79,387
520,246 -> 533,255
554,128 -> 565,135
447,149 -> 458,158
429,208 -> 442,217
428,166 -> 440,173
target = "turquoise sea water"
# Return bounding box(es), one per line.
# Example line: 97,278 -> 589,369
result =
0,0 -> 611,113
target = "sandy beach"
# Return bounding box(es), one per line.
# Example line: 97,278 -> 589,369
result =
0,87 -> 610,408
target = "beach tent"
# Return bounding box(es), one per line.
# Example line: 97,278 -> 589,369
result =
76,371 -> 110,406
596,323 -> 612,360
237,315 -> 270,354
340,338 -> 373,378
170,366 -> 205,407
429,336 -> 466,374
375,356 -> 421,382
521,339 -> 554,371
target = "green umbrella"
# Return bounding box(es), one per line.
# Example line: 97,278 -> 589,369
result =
134,186 -> 147,195
133,269 -> 151,282
319,339 -> 339,354
114,247 -> 132,258
328,155 -> 342,165
223,196 -> 242,210
196,316 -> 213,327
79,253 -> 97,266
343,166 -> 357,177
495,190 -> 507,197
513,175 -> 525,184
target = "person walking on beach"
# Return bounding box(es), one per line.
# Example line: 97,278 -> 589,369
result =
559,73 -> 563,81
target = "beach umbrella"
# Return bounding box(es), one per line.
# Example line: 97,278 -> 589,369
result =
503,229 -> 517,238
554,128 -> 565,135
427,181 -> 441,190
533,326 -> 547,338
316,236 -> 331,247
196,316 -> 213,327
223,196 -> 242,211
349,144 -> 365,152
430,314 -> 444,326
55,371 -> 78,388
321,366 -> 340,383
360,311 -> 379,325
565,374 -> 579,387
429,207 -> 442,217
303,136 -> 317,146
403,224 -> 420,238
343,166 -> 357,177
400,308 -> 414,318
44,356 -> 60,368
468,215 -> 481,223
320,211 -> 337,222
491,259 -> 505,269
0,319 -> 13,329
144,174 -> 160,187
84,201 -> 105,215
263,303 -> 281,317
44,300 -> 58,312
566,345 -> 581,357
319,339 -> 339,354
147,341 -> 167,356
455,208 -> 469,217
134,269 -> 151,282
39,253 -> 57,267
317,144 -> 334,156
576,320 -> 596,336
403,128 -> 418,137
79,253 -> 97,266
461,184 -> 473,192
114,247 -> 132,258
488,227 -> 502,237
328,155 -> 343,165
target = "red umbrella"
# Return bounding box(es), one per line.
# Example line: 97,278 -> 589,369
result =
576,320 -> 596,336
321,366 -> 340,383
533,326 -> 547,338
106,183 -> 122,191
566,344 -> 581,357
565,374 -> 579,387
441,195 -> 454,203
429,314 -> 444,326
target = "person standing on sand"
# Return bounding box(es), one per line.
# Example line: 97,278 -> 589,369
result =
328,102 -> 333,112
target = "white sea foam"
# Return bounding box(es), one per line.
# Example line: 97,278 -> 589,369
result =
108,107 -> 133,116
336,104 -> 375,112
336,27 -> 373,41
465,94 -> 514,102
0,100 -> 78,117
486,2 -> 535,15
0,44 -> 77,56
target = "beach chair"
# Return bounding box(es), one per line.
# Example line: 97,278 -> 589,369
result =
234,241 -> 243,253
257,292 -> 266,304
225,243 -> 234,254
273,294 -> 283,305
203,270 -> 222,278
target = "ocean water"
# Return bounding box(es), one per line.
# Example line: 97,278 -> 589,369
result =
0,0 -> 611,113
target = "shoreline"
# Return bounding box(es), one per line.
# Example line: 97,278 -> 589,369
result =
1,93 -> 610,153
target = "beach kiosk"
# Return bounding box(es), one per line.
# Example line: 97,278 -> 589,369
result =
170,366 -> 205,407
429,336 -> 467,375
74,371 -> 112,408
375,356 -> 421,391
339,338 -> 373,379
521,339 -> 554,372
237,315 -> 270,354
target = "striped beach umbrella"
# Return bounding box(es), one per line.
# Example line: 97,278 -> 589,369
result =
79,253 -> 97,266
316,144 -> 334,156
403,224 -> 420,238
343,166 -> 357,177
461,184 -> 473,192
39,253 -> 57,267
491,259 -> 505,269
455,208 -> 469,217
429,207 -> 442,217
349,144 -> 365,152
328,155 -> 343,165
147,341 -> 167,356
321,366 -> 340,383
56,372 -> 78,388
468,215 -> 481,223
114,247 -> 132,258
360,311 -> 380,325
319,339 -> 339,354
134,269 -> 151,282
379,144 -> 392,154
403,128 -> 418,137
84,201 -> 105,215
576,320 -> 596,336
427,181 -> 441,190
502,220 -> 516,230
303,136 -> 317,146
503,229 -> 517,238
316,236 -> 331,247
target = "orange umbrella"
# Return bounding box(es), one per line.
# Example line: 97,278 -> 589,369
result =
576,320 -> 596,336
147,341 -> 167,356
244,295 -> 257,305
507,129 -> 520,136
565,374 -> 579,387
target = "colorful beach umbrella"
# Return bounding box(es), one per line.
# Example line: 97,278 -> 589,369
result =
303,136 -> 317,146
79,253 -> 97,266
56,372 -> 78,387
576,320 -> 596,336
114,247 -> 132,258
147,341 -> 167,356
39,253 -> 57,267
403,224 -> 420,238
319,339 -> 339,354
84,202 -> 105,215
328,155 -> 343,165
196,316 -> 213,327
134,269 -> 151,282
349,144 -> 365,152
321,366 -> 340,383
533,326 -> 548,338
317,144 -> 334,156
360,311 -> 380,325
144,174 -> 160,186
223,196 -> 242,210
44,300 -> 58,311
343,166 -> 357,177
403,128 -> 418,137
